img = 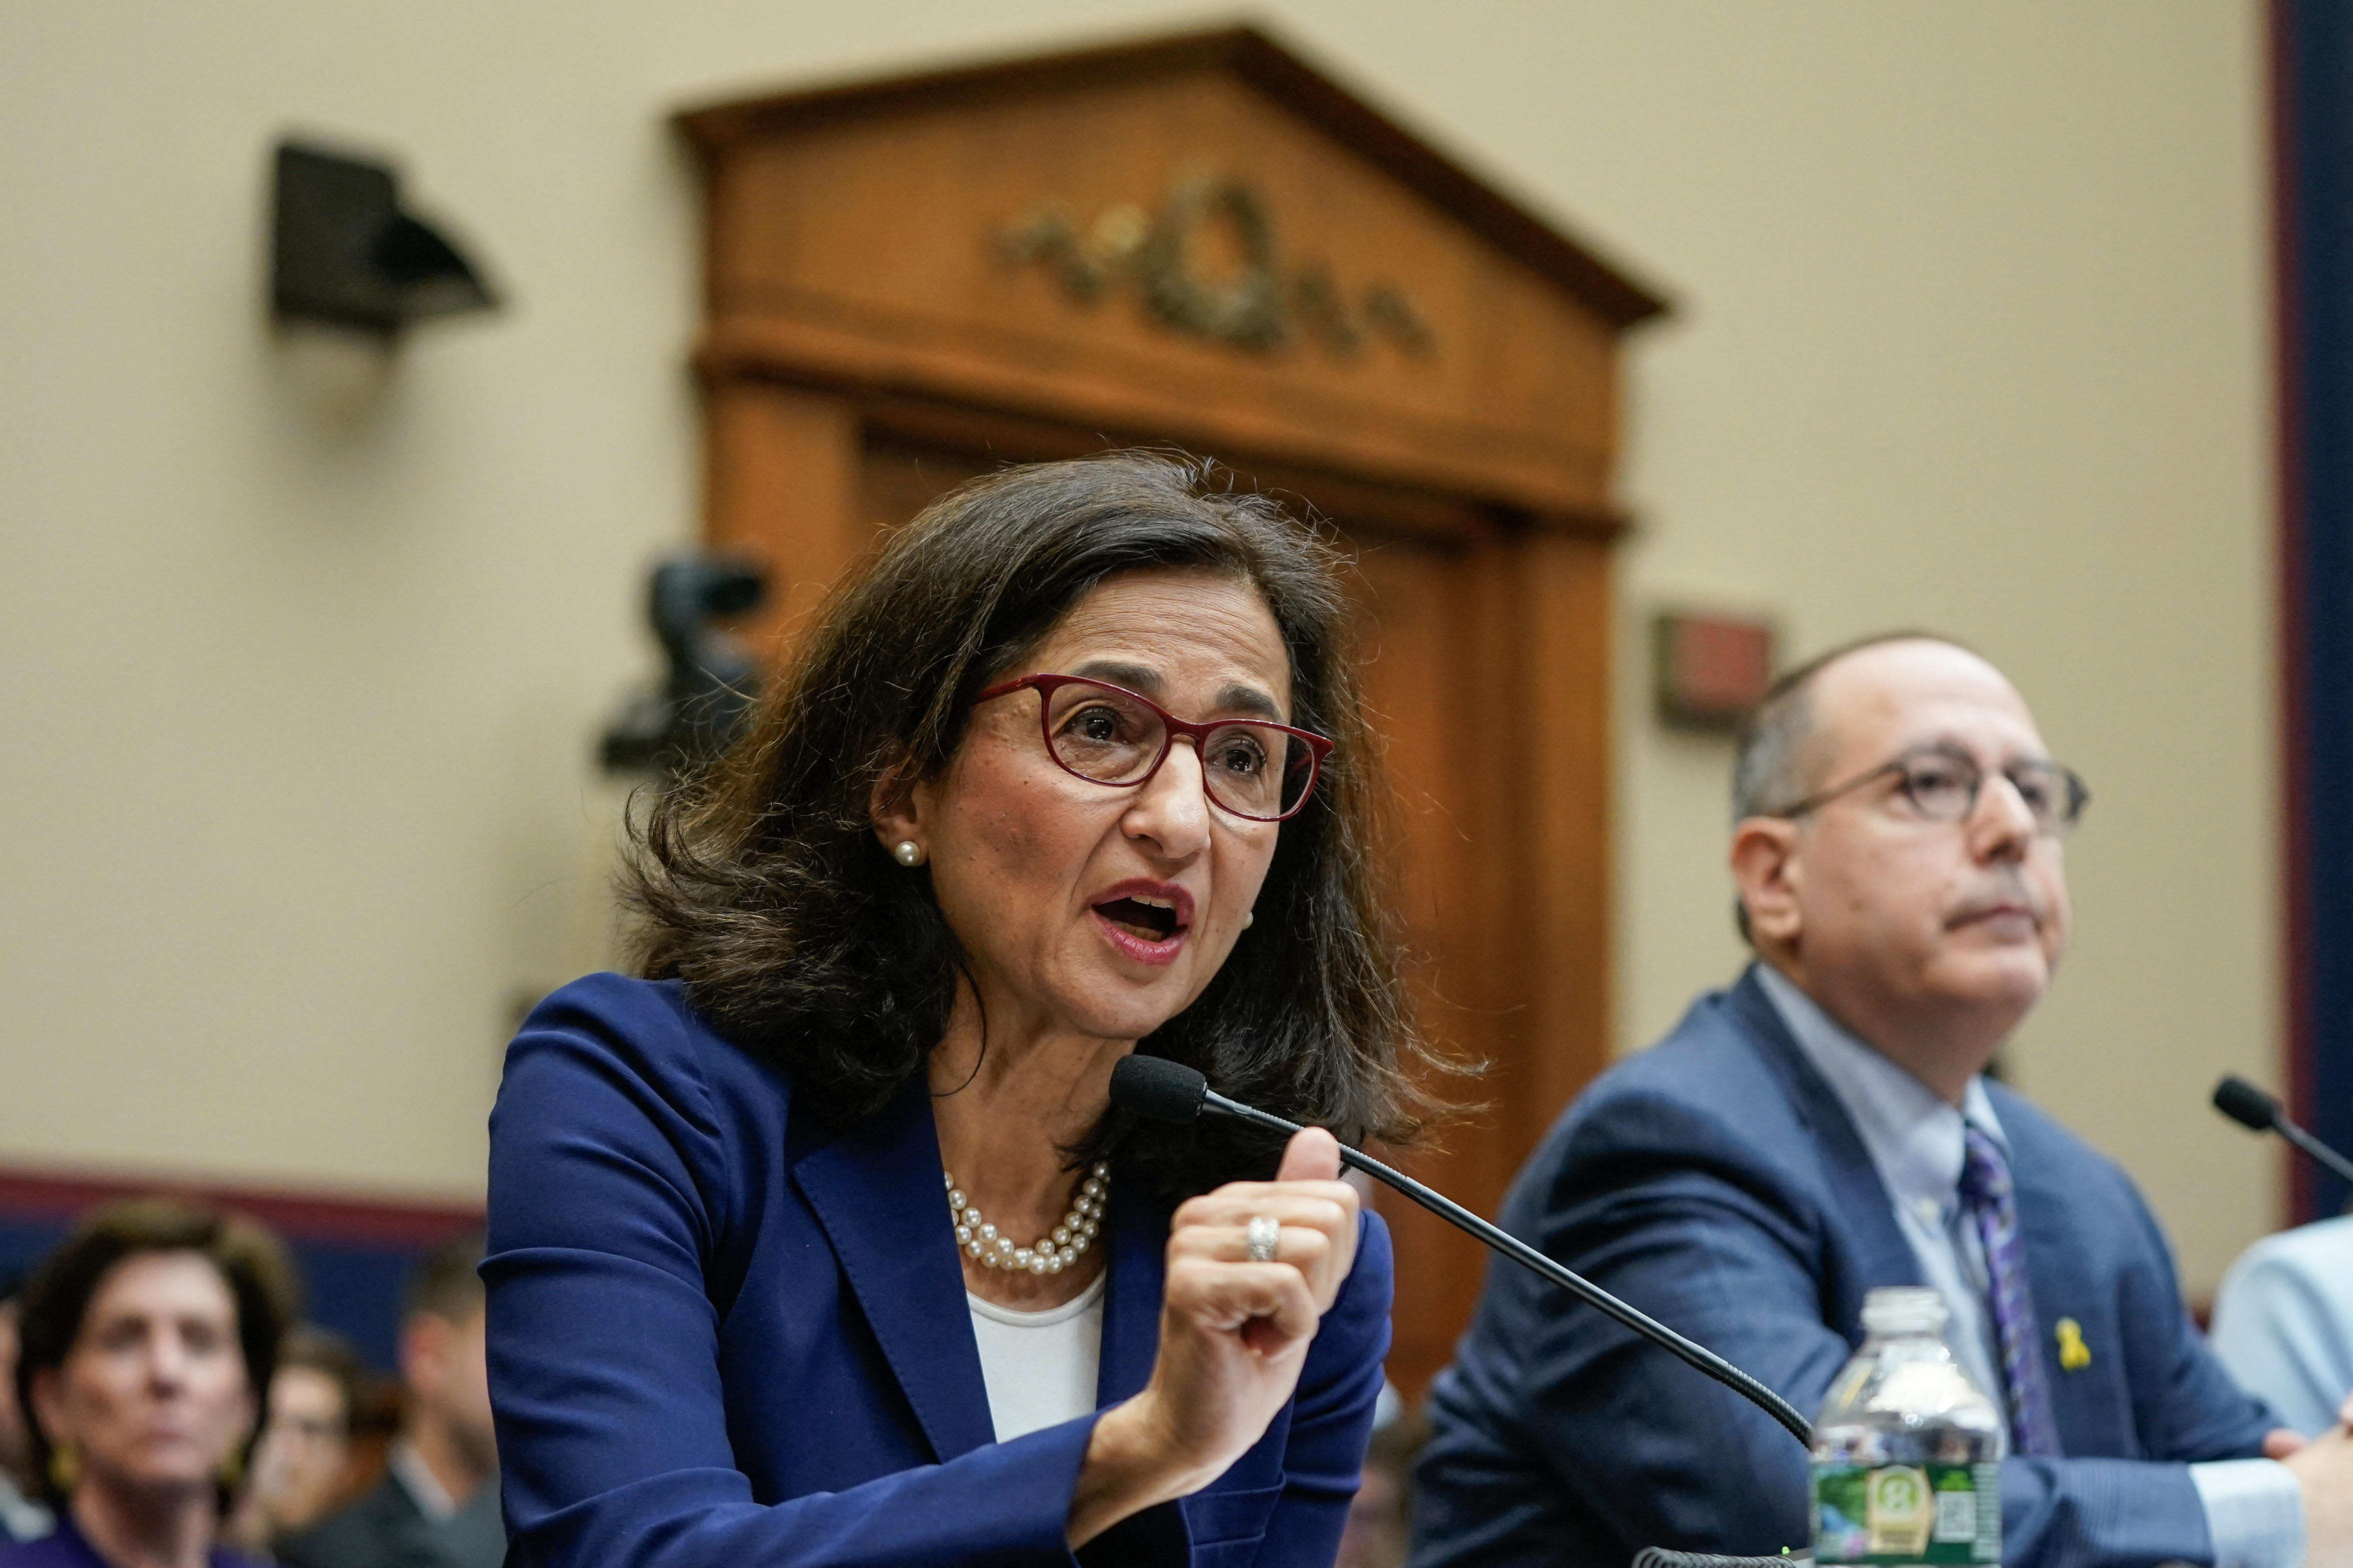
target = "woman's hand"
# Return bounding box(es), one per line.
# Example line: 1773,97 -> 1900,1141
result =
1068,1127 -> 1360,1546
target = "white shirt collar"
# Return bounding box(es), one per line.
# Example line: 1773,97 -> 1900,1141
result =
1753,963 -> 2006,1228
388,1441 -> 460,1522
0,1471 -> 51,1544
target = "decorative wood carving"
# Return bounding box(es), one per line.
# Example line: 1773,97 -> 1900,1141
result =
997,171 -> 1437,359
677,24 -> 1667,1399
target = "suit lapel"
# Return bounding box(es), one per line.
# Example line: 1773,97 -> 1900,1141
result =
792,1080 -> 996,1463
1727,968 -> 1925,1325
1097,1172 -> 1168,1405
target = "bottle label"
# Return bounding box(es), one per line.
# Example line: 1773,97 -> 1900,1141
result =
1813,1461 -> 2000,1564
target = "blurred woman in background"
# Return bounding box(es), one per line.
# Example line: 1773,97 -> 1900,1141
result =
489,453 -> 1434,1566
4,1199 -> 292,1568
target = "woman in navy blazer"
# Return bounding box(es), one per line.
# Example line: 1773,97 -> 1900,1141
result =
486,455 -> 1433,1568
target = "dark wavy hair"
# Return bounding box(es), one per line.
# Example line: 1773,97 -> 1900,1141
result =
627,452 -> 1436,1198
15,1197 -> 296,1507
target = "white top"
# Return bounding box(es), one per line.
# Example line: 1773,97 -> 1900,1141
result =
2213,1213 -> 2353,1438
389,1439 -> 461,1521
968,1271 -> 1107,1443
1755,964 -> 2305,1568
0,1471 -> 52,1546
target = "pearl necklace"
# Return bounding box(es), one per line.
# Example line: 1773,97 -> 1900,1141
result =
944,1161 -> 1108,1275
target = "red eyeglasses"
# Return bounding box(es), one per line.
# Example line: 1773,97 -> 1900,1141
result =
971,673 -> 1334,822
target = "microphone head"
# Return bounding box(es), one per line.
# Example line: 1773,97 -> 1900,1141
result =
1109,1055 -> 1209,1125
2214,1075 -> 2282,1133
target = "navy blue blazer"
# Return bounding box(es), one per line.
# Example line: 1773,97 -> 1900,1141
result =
1409,967 -> 2273,1568
485,974 -> 1392,1568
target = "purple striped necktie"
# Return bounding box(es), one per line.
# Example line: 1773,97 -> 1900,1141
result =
1958,1124 -> 2063,1458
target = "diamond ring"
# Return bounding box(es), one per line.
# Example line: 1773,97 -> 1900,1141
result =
1246,1214 -> 1280,1262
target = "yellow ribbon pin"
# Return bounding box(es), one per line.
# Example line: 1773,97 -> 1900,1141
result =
2055,1317 -> 2091,1371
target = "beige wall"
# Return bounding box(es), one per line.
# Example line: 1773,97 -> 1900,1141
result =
0,3 -> 2277,1288
1580,5 -> 2278,1297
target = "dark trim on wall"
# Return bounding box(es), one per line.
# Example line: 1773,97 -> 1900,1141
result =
2273,0 -> 2353,1220
0,1163 -> 481,1370
2273,0 -> 2315,1225
0,1163 -> 480,1247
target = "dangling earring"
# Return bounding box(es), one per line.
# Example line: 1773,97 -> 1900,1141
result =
1241,911 -> 1254,929
892,840 -> 926,867
48,1440 -> 78,1494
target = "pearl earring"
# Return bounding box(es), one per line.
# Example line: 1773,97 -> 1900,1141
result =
893,840 -> 926,867
1242,911 -> 1254,929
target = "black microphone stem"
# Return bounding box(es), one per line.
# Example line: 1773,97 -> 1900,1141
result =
1202,1089 -> 1816,1447
2278,1119 -> 2353,1189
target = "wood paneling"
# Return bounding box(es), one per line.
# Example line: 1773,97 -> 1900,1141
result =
680,25 -> 1660,1400
1516,529 -> 1617,1143
1343,528 -> 1507,1392
705,381 -> 864,658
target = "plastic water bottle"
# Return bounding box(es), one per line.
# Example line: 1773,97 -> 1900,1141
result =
1811,1287 -> 2005,1566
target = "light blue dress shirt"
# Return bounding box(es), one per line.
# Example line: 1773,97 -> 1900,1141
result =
2213,1215 -> 2353,1439
1756,965 -> 2305,1568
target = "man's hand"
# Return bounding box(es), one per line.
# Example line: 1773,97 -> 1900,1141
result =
2268,1429 -> 2309,1461
2284,1425 -> 2353,1568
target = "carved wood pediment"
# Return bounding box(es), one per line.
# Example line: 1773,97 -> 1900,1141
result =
676,25 -> 1666,518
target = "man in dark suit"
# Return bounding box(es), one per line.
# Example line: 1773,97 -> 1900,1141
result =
281,1233 -> 503,1568
1410,634 -> 2353,1568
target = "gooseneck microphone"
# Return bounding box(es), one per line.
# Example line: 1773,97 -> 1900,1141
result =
2213,1074 -> 2353,1188
1108,1054 -> 1815,1446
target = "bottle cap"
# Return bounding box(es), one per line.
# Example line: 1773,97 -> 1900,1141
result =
1860,1286 -> 1949,1337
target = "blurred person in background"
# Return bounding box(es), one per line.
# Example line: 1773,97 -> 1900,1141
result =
3,1198 -> 293,1568
278,1235 -> 498,1568
0,1288 -> 54,1544
2212,1215 -> 2353,1440
222,1328 -> 367,1560
1333,1388 -> 1421,1568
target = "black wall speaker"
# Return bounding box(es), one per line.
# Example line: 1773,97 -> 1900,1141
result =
270,140 -> 499,333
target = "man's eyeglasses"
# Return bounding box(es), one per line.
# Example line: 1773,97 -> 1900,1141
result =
1766,742 -> 2091,838
971,673 -> 1333,823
